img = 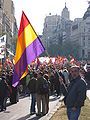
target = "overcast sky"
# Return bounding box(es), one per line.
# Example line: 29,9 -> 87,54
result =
12,0 -> 89,34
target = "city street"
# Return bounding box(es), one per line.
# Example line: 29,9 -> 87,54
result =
0,90 -> 90,120
0,95 -> 63,120
0,1 -> 90,120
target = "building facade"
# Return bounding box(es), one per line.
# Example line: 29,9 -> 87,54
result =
42,2 -> 90,59
42,14 -> 60,48
60,4 -> 72,43
42,3 -> 72,53
0,0 -> 17,56
71,3 -> 90,60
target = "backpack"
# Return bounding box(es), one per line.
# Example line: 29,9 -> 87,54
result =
39,78 -> 49,94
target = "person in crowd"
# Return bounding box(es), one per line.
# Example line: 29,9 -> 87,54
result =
59,69 -> 66,96
8,71 -> 19,104
28,71 -> 37,115
62,67 -> 70,87
63,65 -> 87,120
49,72 -> 55,94
54,70 -> 61,97
0,72 -> 11,112
36,72 -> 49,116
79,67 -> 86,79
84,64 -> 90,89
43,74 -> 50,114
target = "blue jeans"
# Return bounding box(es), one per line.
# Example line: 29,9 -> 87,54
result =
67,107 -> 81,120
30,93 -> 36,113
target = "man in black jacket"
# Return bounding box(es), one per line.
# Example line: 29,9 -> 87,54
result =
0,74 -> 10,112
64,65 -> 87,120
28,71 -> 37,115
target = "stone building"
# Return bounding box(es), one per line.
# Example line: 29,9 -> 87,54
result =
71,3 -> 90,59
60,3 -> 72,43
42,3 -> 72,53
42,14 -> 60,48
0,0 -> 17,56
42,2 -> 90,59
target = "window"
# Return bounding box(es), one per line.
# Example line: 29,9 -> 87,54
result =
82,49 -> 85,58
88,52 -> 90,59
11,1 -> 14,15
88,36 -> 90,41
83,41 -> 85,46
72,24 -> 78,31
88,36 -> 90,45
88,28 -> 90,32
0,0 -> 1,8
83,36 -> 85,41
84,28 -> 85,32
0,0 -> 3,9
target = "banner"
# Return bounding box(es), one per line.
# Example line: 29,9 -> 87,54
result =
0,35 -> 6,58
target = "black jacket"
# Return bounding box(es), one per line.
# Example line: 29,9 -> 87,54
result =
64,76 -> 87,108
28,77 -> 37,93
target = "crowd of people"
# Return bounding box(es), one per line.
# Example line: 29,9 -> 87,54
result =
0,69 -> 19,112
0,56 -> 90,120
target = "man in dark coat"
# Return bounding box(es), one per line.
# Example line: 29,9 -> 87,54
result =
8,71 -> 18,104
0,74 -> 10,111
28,71 -> 37,115
64,65 -> 87,120
36,72 -> 49,116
